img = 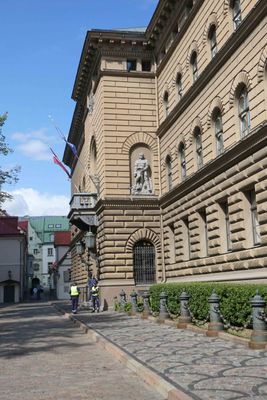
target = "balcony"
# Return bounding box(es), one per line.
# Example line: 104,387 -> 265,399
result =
68,193 -> 98,231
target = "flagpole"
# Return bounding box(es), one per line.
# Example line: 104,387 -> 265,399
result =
49,115 -> 100,195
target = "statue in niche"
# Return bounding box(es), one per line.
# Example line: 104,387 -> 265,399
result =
132,153 -> 152,195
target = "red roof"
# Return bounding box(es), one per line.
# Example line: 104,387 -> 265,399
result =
18,220 -> 28,233
54,231 -> 71,246
0,217 -> 23,235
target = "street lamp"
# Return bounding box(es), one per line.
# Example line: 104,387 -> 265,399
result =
75,241 -> 84,255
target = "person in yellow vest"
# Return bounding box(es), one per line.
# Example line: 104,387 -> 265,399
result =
69,282 -> 80,314
91,282 -> 100,313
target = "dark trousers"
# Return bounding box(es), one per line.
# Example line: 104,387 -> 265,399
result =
71,296 -> 79,312
92,296 -> 100,311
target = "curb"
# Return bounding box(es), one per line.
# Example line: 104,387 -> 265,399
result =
53,304 -> 194,400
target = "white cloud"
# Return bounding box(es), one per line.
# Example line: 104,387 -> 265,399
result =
11,128 -> 56,161
3,188 -> 70,217
16,140 -> 51,161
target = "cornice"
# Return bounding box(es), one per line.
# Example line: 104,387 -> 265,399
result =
72,29 -> 148,103
96,196 -> 160,214
160,122 -> 267,208
154,0 -> 205,74
157,0 -> 267,139
63,102 -> 86,168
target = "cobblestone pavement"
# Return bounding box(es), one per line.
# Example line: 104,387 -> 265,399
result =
56,302 -> 267,400
0,302 -> 165,400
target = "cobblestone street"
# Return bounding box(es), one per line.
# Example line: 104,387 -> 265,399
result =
0,303 -> 164,400
56,302 -> 267,400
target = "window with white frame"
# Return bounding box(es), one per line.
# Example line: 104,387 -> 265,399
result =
163,91 -> 169,118
198,209 -> 208,257
232,0 -> 242,30
190,51 -> 198,82
47,248 -> 53,257
194,127 -> 203,169
166,155 -> 173,190
219,201 -> 232,252
179,143 -> 186,180
208,25 -> 217,58
248,190 -> 261,245
176,73 -> 183,100
181,217 -> 191,260
238,87 -> 250,138
167,223 -> 176,264
213,109 -> 224,155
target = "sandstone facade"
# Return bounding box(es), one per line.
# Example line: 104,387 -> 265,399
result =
64,0 -> 267,306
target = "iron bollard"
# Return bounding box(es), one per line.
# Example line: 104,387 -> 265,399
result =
130,290 -> 138,314
177,290 -> 191,328
119,289 -> 126,309
142,291 -> 151,318
158,291 -> 169,323
207,290 -> 224,336
249,290 -> 267,349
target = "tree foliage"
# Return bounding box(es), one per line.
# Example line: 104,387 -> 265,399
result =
0,113 -> 20,208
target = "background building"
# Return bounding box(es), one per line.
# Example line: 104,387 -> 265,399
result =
63,0 -> 267,307
0,216 -> 27,303
20,216 -> 70,295
53,231 -> 71,300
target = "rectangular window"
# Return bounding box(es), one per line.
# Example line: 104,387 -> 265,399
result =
63,270 -> 71,283
248,190 -> 261,245
181,217 -> 191,260
141,60 -> 151,72
198,209 -> 208,257
219,201 -> 232,252
48,224 -> 54,228
47,248 -> 53,256
33,249 -> 38,255
127,59 -> 136,72
55,224 -> 61,228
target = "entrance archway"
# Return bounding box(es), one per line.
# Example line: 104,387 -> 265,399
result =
133,240 -> 156,285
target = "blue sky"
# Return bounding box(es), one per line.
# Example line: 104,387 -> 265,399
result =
1,0 -> 158,216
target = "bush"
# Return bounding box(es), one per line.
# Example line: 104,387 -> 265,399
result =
149,282 -> 267,327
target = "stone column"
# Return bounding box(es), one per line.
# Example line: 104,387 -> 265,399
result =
177,290 -> 191,328
207,290 -> 224,336
249,290 -> 267,349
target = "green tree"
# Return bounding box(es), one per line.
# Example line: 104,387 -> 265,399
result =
0,113 -> 20,209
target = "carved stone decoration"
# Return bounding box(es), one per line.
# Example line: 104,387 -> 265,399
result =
132,153 -> 153,195
87,93 -> 94,114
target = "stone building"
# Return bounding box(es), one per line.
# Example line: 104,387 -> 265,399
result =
63,0 -> 267,307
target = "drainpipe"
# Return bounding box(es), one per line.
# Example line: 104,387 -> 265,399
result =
154,56 -> 166,283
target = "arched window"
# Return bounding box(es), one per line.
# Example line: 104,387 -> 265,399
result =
208,25 -> 217,58
165,155 -> 173,190
232,0 -> 242,30
179,143 -> 186,180
194,127 -> 203,169
190,51 -> 198,82
163,91 -> 169,118
176,73 -> 183,100
238,87 -> 250,138
133,240 -> 156,285
213,109 -> 224,155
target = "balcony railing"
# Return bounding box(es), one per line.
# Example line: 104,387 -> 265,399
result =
68,193 -> 98,231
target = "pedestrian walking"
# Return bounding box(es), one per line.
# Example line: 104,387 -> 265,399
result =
88,273 -> 98,304
69,282 -> 80,314
91,282 -> 100,313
